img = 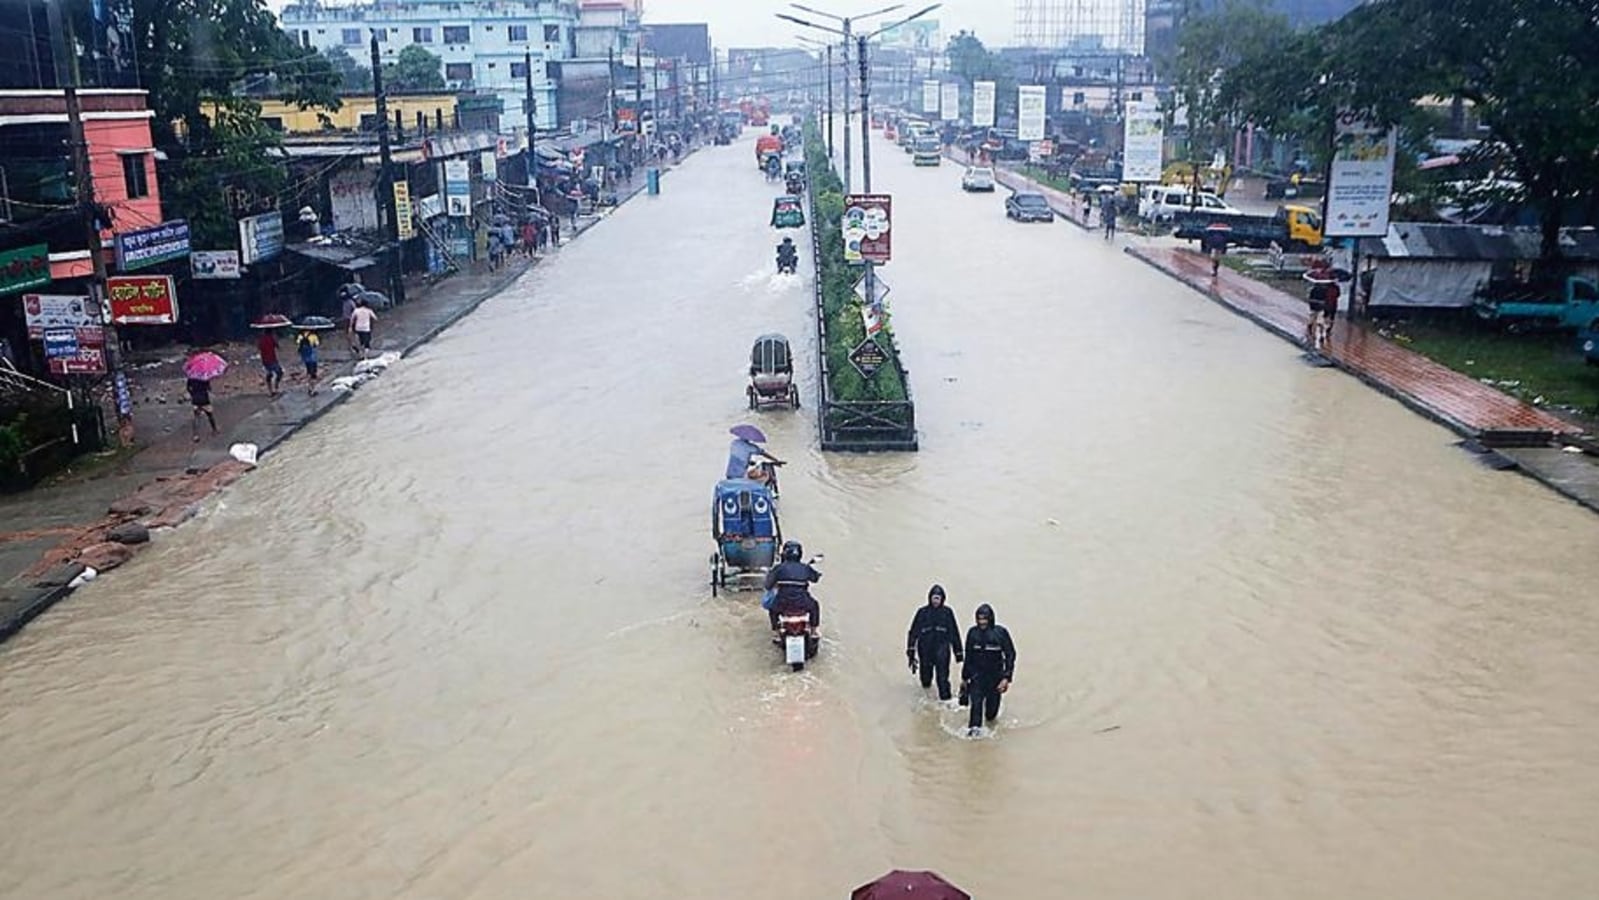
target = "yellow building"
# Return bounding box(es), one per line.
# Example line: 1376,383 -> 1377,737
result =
255,93 -> 463,135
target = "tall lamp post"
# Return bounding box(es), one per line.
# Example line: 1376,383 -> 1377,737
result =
777,3 -> 905,193
795,34 -> 835,157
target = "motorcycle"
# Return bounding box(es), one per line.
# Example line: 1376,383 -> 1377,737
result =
771,554 -> 823,671
776,252 -> 798,275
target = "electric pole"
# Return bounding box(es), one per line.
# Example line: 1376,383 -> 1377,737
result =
635,38 -> 644,163
841,25 -> 851,193
371,33 -> 404,305
826,45 -> 835,158
607,46 -> 617,138
524,49 -> 538,207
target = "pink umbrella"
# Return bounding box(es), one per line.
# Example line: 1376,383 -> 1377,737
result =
851,870 -> 970,900
183,351 -> 228,381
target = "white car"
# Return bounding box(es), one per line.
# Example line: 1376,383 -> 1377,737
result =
1139,186 -> 1246,222
962,166 -> 996,192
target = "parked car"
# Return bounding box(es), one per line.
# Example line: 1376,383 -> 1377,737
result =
962,166 -> 996,192
1006,192 -> 1055,222
1140,186 -> 1247,223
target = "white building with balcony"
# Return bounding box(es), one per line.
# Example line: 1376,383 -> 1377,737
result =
280,0 -> 581,134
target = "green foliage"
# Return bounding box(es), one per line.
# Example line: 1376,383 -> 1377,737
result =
322,46 -> 373,93
944,31 -> 1017,120
1191,0 -> 1599,259
1170,0 -> 1297,159
802,118 -> 910,410
384,45 -> 446,92
112,0 -> 340,247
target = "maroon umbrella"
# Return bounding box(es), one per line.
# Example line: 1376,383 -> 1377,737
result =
851,870 -> 971,900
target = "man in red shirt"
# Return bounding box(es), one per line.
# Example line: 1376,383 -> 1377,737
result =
258,329 -> 283,397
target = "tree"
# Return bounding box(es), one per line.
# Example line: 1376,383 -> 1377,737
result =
383,45 -> 445,92
108,0 -> 340,247
943,31 -> 1016,120
1171,0 -> 1297,161
322,46 -> 373,93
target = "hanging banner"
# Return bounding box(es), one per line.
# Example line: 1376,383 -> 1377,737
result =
0,243 -> 51,297
444,159 -> 472,217
238,211 -> 284,265
393,181 -> 415,240
940,82 -> 960,122
480,150 -> 498,183
841,194 -> 892,265
21,294 -> 98,338
1326,109 -> 1397,237
114,220 -> 190,272
190,250 -> 240,279
922,81 -> 940,114
106,274 -> 178,325
1017,85 -> 1046,141
1122,100 -> 1164,183
972,81 -> 996,128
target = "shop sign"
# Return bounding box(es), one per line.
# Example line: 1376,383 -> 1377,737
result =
107,274 -> 178,324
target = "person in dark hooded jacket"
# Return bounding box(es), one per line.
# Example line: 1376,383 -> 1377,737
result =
960,603 -> 1016,734
907,584 -> 964,700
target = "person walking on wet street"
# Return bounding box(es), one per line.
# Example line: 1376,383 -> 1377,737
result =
186,376 -> 218,442
960,603 -> 1017,736
1102,195 -> 1118,240
349,298 -> 377,358
907,584 -> 964,701
258,328 -> 283,397
296,329 -> 321,396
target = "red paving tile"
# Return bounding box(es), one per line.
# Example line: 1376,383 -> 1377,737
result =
1131,245 -> 1581,440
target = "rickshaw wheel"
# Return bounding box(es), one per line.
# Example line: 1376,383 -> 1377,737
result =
710,554 -> 721,595
747,386 -> 757,410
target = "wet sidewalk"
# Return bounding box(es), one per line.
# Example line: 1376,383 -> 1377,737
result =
0,163 -> 668,640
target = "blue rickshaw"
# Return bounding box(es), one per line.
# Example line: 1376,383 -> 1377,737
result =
710,478 -> 781,596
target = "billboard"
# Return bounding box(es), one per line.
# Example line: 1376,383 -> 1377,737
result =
880,19 -> 940,50
1326,109 -> 1397,237
940,82 -> 960,122
114,220 -> 190,272
972,81 -> 996,128
842,194 -> 892,265
922,81 -> 940,115
1122,100 -> 1164,182
106,274 -> 178,325
1017,86 -> 1047,141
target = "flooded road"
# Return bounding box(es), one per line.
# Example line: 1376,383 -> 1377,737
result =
4,129 -> 1599,899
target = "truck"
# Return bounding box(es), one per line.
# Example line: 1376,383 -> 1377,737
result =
1473,275 -> 1599,337
1173,204 -> 1324,251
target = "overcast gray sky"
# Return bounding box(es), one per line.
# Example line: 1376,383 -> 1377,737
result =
265,1 -> 1015,49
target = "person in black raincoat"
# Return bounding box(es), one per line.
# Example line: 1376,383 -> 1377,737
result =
960,603 -> 1017,734
906,584 -> 963,700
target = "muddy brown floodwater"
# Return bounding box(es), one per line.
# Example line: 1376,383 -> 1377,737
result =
3,130 -> 1599,900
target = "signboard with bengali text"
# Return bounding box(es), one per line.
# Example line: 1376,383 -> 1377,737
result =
115,220 -> 190,271
842,194 -> 892,265
107,274 -> 178,325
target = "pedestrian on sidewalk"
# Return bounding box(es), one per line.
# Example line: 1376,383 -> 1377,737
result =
296,329 -> 321,395
521,220 -> 537,257
1102,195 -> 1118,240
349,298 -> 377,358
1201,225 -> 1230,277
258,328 -> 283,397
551,215 -> 562,247
186,376 -> 218,442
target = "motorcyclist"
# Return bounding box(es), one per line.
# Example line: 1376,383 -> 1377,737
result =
776,237 -> 798,272
906,584 -> 964,701
959,603 -> 1016,735
765,540 -> 820,633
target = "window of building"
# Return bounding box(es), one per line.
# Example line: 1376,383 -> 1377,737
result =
445,62 -> 474,82
543,24 -> 560,42
121,153 -> 149,199
261,117 -> 284,132
508,24 -> 528,42
300,30 -> 310,49
359,113 -> 380,131
373,29 -> 387,42
413,27 -> 433,42
443,25 -> 471,43
341,28 -> 361,45
510,61 -> 529,79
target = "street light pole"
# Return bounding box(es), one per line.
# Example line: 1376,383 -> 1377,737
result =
826,46 -> 836,157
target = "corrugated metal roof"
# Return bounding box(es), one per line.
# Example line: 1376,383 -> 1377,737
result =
1359,222 -> 1599,261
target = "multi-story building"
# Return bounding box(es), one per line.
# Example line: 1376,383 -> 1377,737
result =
279,0 -> 582,134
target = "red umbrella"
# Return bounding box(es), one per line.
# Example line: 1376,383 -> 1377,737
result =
851,870 -> 971,900
183,351 -> 228,381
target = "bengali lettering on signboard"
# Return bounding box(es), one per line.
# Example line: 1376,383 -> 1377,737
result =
0,243 -> 52,297
107,274 -> 178,325
940,82 -> 960,122
1122,100 -> 1165,183
115,220 -> 190,271
238,211 -> 284,265
1017,85 -> 1047,141
393,181 -> 415,240
922,81 -> 940,114
190,250 -> 241,279
445,159 -> 472,217
841,194 -> 892,265
848,337 -> 889,379
972,81 -> 996,128
21,293 -> 98,338
49,345 -> 106,376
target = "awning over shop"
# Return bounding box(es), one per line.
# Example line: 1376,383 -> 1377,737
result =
286,239 -> 381,271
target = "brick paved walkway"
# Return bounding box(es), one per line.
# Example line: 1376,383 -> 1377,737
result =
1130,244 -> 1582,442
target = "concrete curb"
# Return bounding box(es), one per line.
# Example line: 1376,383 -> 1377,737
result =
0,584 -> 73,644
1125,244 -> 1599,518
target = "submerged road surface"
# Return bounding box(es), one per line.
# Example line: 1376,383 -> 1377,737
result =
3,129 -> 1599,899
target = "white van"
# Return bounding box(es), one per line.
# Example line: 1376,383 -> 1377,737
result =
1139,186 -> 1245,222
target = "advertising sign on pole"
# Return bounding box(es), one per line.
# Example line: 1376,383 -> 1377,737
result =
190,250 -> 241,279
480,150 -> 498,183
940,82 -> 960,122
841,194 -> 892,265
1325,109 -> 1397,237
972,81 -> 996,128
1017,85 -> 1047,141
42,328 -> 79,359
0,244 -> 52,297
393,181 -> 415,240
237,211 -> 284,265
21,294 -> 98,338
848,336 -> 888,379
47,346 -> 107,376
922,81 -> 940,115
114,220 -> 190,272
444,159 -> 472,217
1122,100 -> 1165,183
106,274 -> 178,325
